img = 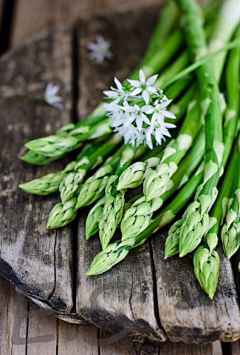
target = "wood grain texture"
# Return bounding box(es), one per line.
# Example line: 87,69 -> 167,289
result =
0,27 -> 74,313
10,0 -> 161,48
0,275 -> 218,354
222,341 -> 240,355
76,6 -> 166,341
151,230 -> 240,343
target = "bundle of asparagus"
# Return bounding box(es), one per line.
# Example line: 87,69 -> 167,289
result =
19,0 -> 240,299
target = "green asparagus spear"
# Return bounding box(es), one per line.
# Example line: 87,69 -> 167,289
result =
19,141 -> 105,195
221,137 -> 240,259
59,135 -> 121,202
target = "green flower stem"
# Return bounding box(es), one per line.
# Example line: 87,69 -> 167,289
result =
86,163 -> 204,275
59,135 -> 121,202
19,141 -> 102,195
138,0 -> 179,66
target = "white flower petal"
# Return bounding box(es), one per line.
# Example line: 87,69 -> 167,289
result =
158,99 -> 172,109
147,86 -> 157,93
146,74 -> 158,85
142,90 -> 149,104
139,69 -> 146,83
131,88 -> 142,96
161,110 -> 176,119
114,77 -> 122,91
128,79 -> 141,88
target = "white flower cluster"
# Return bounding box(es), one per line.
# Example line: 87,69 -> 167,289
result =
103,70 -> 176,149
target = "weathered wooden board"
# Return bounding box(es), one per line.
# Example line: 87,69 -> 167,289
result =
0,27 -> 74,314
1,275 -> 218,354
0,2 -> 240,345
151,229 -> 240,343
10,0 -> 160,48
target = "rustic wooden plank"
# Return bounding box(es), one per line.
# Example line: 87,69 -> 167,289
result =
151,230 -> 240,343
0,27 -> 74,313
222,341 -> 240,355
99,330 -> 137,354
0,276 -> 28,354
76,6 -> 166,341
158,340 -> 213,355
10,0 -> 160,48
58,322 -> 99,354
26,303 -> 58,355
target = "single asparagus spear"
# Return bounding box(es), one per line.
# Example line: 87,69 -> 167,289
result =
194,138 -> 238,299
25,119 -> 111,157
18,141 -> 105,195
221,137 -> 240,259
59,135 -> 121,202
19,150 -> 61,165
98,146 -> 137,249
86,162 -> 204,275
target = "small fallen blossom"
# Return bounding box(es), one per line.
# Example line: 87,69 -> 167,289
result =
44,83 -> 63,110
103,70 -> 176,149
86,35 -> 113,64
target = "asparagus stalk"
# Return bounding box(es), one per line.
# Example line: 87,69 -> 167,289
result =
19,150 -> 61,165
25,119 -> 111,157
59,135 -> 121,202
98,146 -> 137,249
194,139 -> 238,299
18,141 -> 105,195
221,136 -> 240,259
86,162 -> 204,275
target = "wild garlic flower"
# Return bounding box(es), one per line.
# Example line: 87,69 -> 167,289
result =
104,70 -> 176,149
128,69 -> 158,104
86,35 -> 113,64
44,83 -> 63,110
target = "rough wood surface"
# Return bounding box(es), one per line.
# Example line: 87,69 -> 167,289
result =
10,0 -> 160,48
151,230 -> 240,343
0,27 -> 74,313
1,275 -> 218,354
